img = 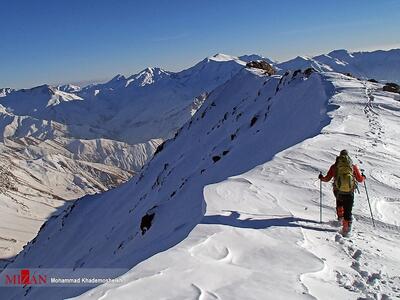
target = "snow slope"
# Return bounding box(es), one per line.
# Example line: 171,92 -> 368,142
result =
0,54 -> 253,260
1,52 -> 400,300
3,65 -> 398,300
0,66 -> 333,299
71,74 -> 400,300
277,49 -> 400,83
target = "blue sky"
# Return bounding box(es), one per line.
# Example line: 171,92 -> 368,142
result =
1,0 -> 399,89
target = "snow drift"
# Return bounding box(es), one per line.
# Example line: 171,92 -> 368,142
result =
1,49 -> 400,300
0,67 -> 336,299
0,54 -> 251,260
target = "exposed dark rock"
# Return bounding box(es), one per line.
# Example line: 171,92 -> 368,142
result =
383,82 -> 400,94
140,212 -> 155,235
292,69 -> 301,78
154,142 -> 165,156
246,60 -> 276,75
303,67 -> 316,77
212,156 -> 221,163
250,115 -> 258,127
368,79 -> 378,83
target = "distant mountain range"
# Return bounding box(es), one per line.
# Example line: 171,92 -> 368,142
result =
0,53 -> 249,261
275,48 -> 400,83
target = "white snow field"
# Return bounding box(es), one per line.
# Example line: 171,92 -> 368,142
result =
1,64 -> 399,300
0,49 -> 398,263
0,54 -> 249,261
276,48 -> 400,83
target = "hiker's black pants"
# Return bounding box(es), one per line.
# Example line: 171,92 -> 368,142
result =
335,192 -> 354,221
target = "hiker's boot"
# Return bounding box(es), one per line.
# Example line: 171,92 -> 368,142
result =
342,219 -> 351,234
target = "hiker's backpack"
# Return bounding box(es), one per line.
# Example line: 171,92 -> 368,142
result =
335,155 -> 355,193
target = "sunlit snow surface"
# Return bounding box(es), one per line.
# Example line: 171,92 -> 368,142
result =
277,49 -> 400,83
77,73 -> 400,299
73,73 -> 400,300
1,67 -> 399,300
0,54 -> 247,260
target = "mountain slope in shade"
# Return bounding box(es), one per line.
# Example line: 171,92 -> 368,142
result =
0,54 -> 256,260
72,73 -> 400,300
276,48 -> 400,83
0,67 -> 338,299
0,50 -> 400,299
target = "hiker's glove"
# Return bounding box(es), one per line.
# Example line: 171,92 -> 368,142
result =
318,174 -> 323,180
362,174 -> 366,179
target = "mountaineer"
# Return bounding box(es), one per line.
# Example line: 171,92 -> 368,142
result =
319,150 -> 365,235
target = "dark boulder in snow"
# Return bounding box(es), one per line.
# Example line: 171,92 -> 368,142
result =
344,72 -> 354,78
246,61 -> 276,75
383,82 -> 400,94
250,115 -> 258,127
212,156 -> 221,163
140,208 -> 157,235
303,67 -> 316,77
154,142 -> 165,156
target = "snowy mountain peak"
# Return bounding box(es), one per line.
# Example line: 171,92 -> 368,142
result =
328,49 -> 353,58
296,55 -> 312,61
277,48 -> 400,82
126,67 -> 170,87
209,53 -> 239,62
109,74 -> 126,82
238,54 -> 276,65
58,84 -> 81,93
238,54 -> 264,62
22,84 -> 57,96
0,88 -> 13,97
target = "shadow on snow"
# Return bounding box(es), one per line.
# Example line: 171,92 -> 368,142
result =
202,211 -> 337,232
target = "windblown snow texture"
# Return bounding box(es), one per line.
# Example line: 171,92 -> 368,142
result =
0,54 -> 247,260
1,50 -> 400,300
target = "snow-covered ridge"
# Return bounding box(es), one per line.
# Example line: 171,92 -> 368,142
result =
0,67 -> 338,299
71,69 -> 400,300
276,48 -> 400,83
208,53 -> 244,62
0,88 -> 14,97
57,84 -> 81,93
0,50 -> 400,299
0,54 -> 257,261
